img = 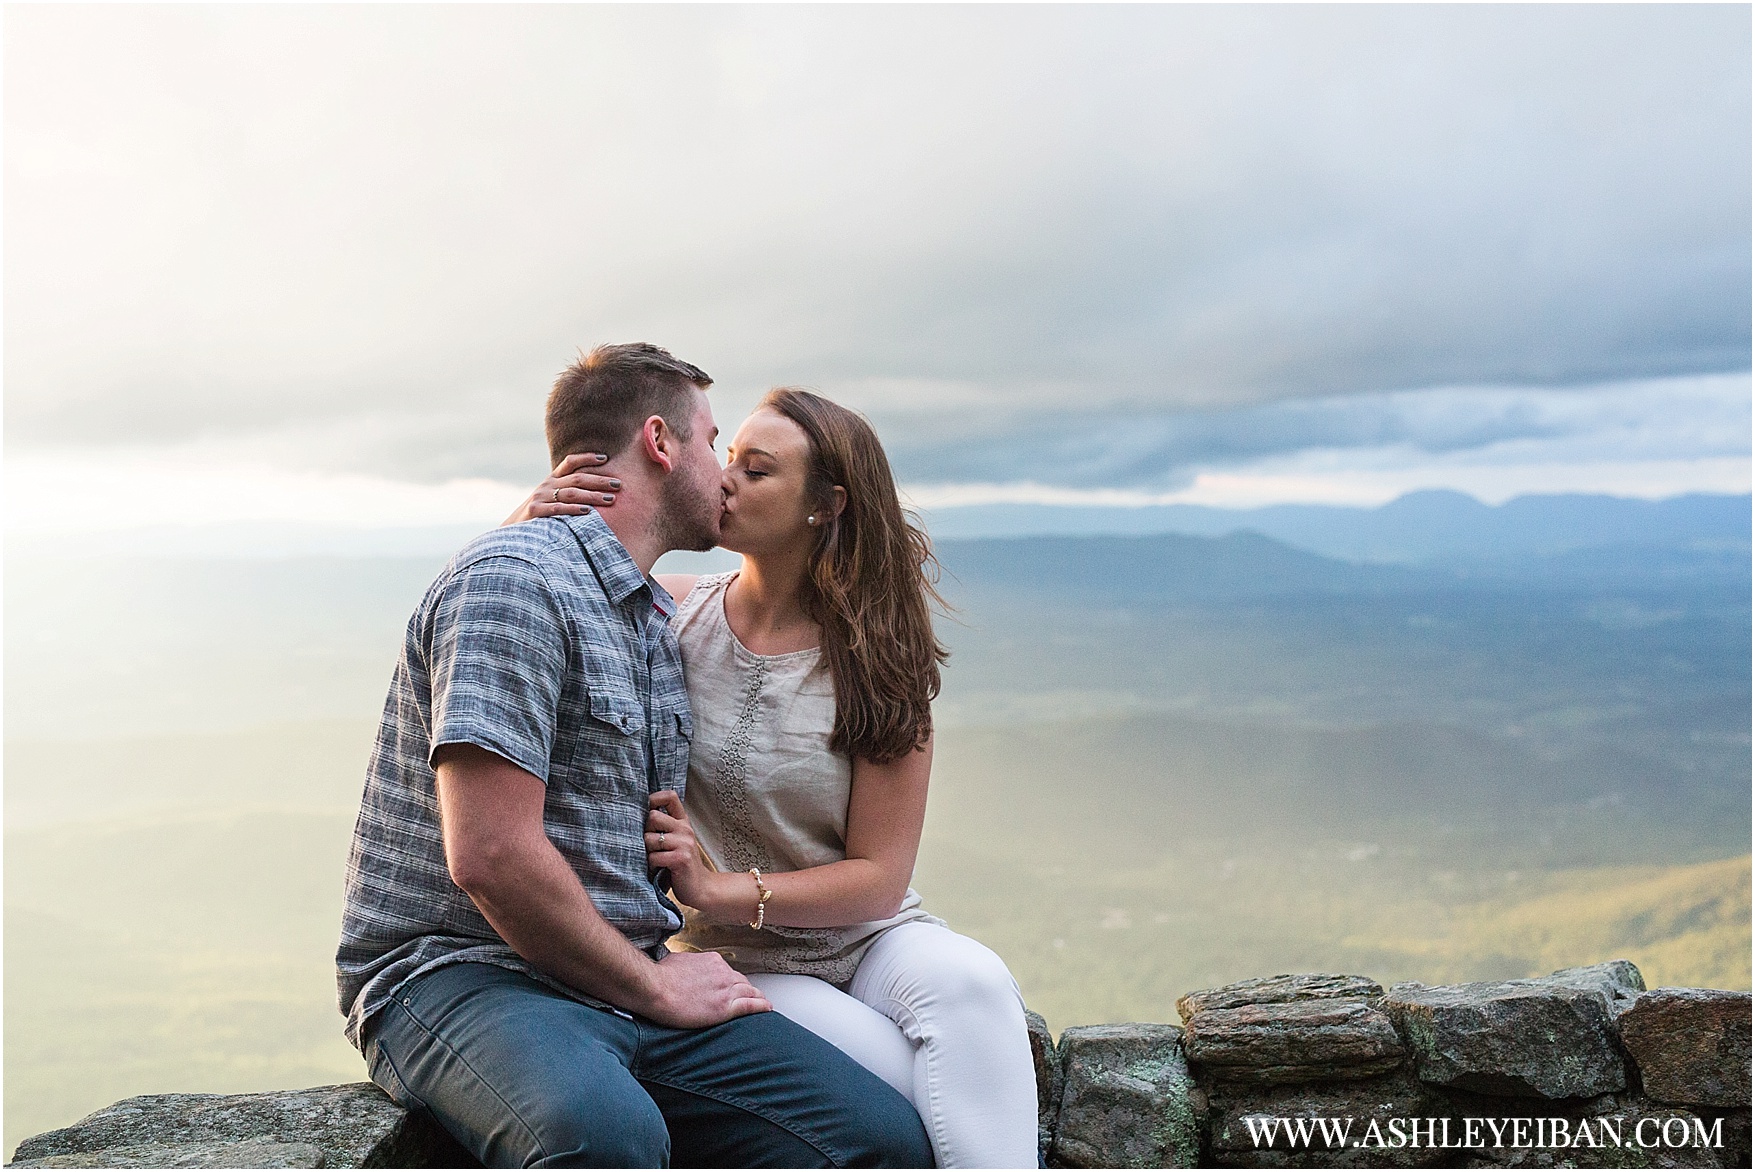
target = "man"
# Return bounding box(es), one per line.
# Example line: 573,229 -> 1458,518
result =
336,344 -> 932,1168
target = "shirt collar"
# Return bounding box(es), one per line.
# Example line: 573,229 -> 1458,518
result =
562,511 -> 652,608
647,578 -> 677,620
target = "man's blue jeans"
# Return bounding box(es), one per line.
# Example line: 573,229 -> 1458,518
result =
364,962 -> 935,1168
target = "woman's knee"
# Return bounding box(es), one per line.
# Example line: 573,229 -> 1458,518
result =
949,937 -> 1021,1003
893,928 -> 1022,1014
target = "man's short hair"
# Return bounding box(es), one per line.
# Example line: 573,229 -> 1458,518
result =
546,343 -> 713,463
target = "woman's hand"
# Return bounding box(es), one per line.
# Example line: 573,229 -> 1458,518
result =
502,453 -> 622,526
646,791 -> 726,916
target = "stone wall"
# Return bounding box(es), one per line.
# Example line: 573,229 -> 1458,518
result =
1031,961 -> 1750,1170
11,961 -> 1749,1169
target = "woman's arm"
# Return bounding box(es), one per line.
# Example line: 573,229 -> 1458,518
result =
502,453 -> 621,526
654,574 -> 701,604
648,737 -> 933,928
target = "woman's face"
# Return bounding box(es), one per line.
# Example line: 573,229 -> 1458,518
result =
718,409 -> 817,557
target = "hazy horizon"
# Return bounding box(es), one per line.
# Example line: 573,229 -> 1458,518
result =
8,509 -> 1748,1153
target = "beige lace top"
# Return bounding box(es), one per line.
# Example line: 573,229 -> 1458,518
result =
668,572 -> 941,985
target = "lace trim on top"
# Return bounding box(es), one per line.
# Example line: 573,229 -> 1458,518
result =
712,654 -> 770,873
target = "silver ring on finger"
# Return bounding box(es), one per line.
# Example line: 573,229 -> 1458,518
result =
658,831 -> 667,847
552,488 -> 561,502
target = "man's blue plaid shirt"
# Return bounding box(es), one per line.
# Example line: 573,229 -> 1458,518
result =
336,512 -> 690,1049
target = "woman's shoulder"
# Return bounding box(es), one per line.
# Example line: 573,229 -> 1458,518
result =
660,569 -> 736,599
669,570 -> 738,623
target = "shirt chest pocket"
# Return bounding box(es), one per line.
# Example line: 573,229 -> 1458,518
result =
568,688 -> 649,799
590,690 -> 645,737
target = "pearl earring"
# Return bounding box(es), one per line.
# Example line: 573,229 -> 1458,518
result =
807,515 -> 817,525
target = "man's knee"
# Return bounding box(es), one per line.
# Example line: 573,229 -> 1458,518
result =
852,1084 -> 934,1169
670,1010 -> 931,1168
526,1085 -> 669,1168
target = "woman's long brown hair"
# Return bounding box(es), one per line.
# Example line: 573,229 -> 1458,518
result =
761,387 -> 949,764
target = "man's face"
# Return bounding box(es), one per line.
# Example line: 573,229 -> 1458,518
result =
656,386 -> 724,553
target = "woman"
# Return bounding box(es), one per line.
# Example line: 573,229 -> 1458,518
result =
508,388 -> 1039,1168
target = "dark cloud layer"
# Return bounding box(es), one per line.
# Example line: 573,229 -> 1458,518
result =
6,4 -> 1748,486
877,377 -> 1751,491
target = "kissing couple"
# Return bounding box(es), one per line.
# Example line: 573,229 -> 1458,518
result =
337,343 -> 1039,1167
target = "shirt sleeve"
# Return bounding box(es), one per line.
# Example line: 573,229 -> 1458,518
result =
424,554 -> 568,782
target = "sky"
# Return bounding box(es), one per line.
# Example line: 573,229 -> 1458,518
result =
5,3 -> 1750,536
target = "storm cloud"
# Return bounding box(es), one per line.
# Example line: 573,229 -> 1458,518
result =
6,3 -> 1749,491
882,374 -> 1752,490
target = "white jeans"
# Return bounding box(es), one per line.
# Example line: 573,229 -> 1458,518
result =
750,922 -> 1039,1169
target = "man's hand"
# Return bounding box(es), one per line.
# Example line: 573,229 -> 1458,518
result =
644,950 -> 772,1028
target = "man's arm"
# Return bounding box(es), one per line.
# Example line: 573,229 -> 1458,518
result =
434,743 -> 770,1028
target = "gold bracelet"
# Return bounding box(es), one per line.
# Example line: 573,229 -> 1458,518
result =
748,867 -> 773,930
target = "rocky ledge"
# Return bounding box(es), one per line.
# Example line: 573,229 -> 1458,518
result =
6,1085 -> 473,1170
11,961 -> 1750,1169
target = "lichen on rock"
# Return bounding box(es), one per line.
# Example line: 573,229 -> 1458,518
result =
1382,962 -> 1644,1099
1051,1023 -> 1201,1168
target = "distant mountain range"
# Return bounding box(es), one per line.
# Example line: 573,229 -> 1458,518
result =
14,491 -> 1749,571
933,493 -> 1752,602
922,490 -> 1751,565
938,530 -> 1409,602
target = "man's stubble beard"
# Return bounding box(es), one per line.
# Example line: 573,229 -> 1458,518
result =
653,457 -> 722,554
